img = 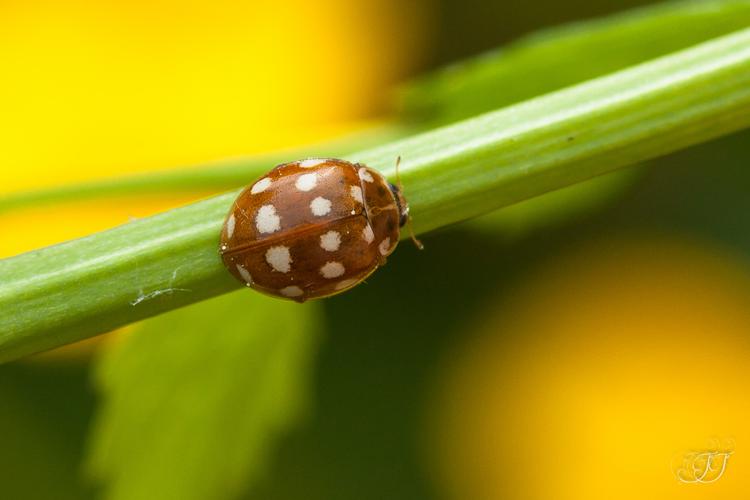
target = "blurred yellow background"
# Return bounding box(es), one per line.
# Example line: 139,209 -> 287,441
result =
0,0 -> 430,257
431,235 -> 750,500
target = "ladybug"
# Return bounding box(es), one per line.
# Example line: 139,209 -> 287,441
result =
219,158 -> 417,302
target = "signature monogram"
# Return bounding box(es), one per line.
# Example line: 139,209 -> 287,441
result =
672,439 -> 734,484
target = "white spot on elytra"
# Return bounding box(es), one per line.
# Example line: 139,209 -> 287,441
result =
280,286 -> 304,298
266,245 -> 292,273
320,261 -> 345,279
299,159 -> 326,168
310,196 -> 332,216
378,237 -> 391,256
350,185 -> 363,204
320,230 -> 341,252
226,214 -> 236,238
335,278 -> 359,291
362,225 -> 375,244
358,168 -> 374,183
251,177 -> 271,194
236,264 -> 253,286
295,173 -> 318,191
256,205 -> 281,234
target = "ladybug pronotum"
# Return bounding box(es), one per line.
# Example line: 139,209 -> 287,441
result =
219,158 -> 411,302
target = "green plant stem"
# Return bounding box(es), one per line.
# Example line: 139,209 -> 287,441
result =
2,28 -> 750,362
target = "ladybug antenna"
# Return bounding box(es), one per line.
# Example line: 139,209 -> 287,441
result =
395,156 -> 424,250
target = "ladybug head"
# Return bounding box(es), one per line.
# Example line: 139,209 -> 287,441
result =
388,182 -> 409,228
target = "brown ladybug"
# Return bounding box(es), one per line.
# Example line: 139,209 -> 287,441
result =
219,158 -> 416,302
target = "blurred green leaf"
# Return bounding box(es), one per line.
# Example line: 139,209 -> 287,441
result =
0,125 -> 408,215
468,168 -> 641,237
87,292 -> 321,500
401,0 -> 750,124
0,364 -> 95,500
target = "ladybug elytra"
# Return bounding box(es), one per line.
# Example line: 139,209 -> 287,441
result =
219,158 -> 413,302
